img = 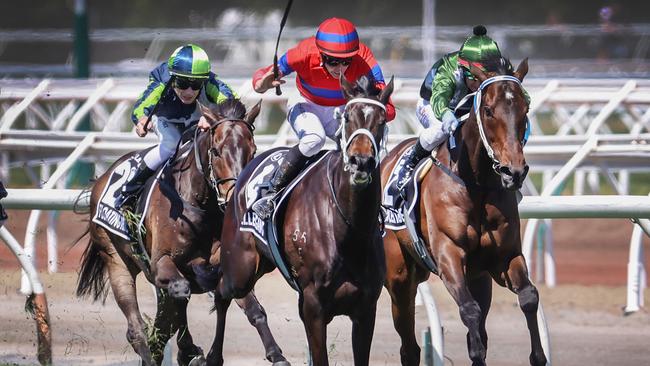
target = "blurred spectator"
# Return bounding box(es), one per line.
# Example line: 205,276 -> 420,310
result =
0,180 -> 7,227
596,4 -> 629,60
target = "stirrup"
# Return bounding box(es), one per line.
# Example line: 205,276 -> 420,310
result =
251,196 -> 275,219
115,191 -> 137,210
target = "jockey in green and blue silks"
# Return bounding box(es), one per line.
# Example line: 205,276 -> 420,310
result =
115,44 -> 238,209
388,25 -> 530,197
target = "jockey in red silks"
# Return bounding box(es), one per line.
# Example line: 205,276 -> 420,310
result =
251,17 -> 395,218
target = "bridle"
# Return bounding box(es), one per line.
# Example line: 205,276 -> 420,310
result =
472,75 -> 528,174
194,118 -> 254,212
334,97 -> 387,172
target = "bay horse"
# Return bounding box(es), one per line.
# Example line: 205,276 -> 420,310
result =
75,99 -> 290,366
216,75 -> 393,366
381,58 -> 548,365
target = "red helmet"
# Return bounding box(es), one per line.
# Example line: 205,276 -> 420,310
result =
315,18 -> 360,58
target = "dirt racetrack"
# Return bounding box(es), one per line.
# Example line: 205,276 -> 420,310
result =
1,210 -> 650,365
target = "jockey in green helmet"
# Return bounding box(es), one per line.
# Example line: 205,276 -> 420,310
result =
115,44 -> 237,209
388,25 -> 529,201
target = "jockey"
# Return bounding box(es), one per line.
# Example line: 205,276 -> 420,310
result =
388,25 -> 530,196
251,17 -> 396,219
115,44 -> 237,209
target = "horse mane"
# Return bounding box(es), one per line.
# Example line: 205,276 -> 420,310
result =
481,54 -> 514,76
348,75 -> 381,98
213,98 -> 247,120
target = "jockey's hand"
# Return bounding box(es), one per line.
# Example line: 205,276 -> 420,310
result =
441,110 -> 460,135
254,68 -> 285,93
197,116 -> 211,131
135,116 -> 150,137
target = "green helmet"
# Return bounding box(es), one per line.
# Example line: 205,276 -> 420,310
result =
459,25 -> 501,67
167,44 -> 211,79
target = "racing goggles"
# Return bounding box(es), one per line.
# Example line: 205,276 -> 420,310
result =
174,77 -> 204,91
322,54 -> 352,67
458,58 -> 487,80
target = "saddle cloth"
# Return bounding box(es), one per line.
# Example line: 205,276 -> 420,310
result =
240,148 -> 333,291
240,148 -> 331,245
382,145 -> 434,231
92,152 -> 164,241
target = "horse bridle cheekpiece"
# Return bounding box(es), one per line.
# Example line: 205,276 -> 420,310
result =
194,118 -> 254,211
335,97 -> 387,170
473,75 -> 529,174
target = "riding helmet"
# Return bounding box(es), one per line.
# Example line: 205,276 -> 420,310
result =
167,44 -> 211,79
315,18 -> 360,58
459,25 -> 502,67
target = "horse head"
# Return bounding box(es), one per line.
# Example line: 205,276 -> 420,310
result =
338,74 -> 394,187
468,57 -> 530,190
198,99 -> 260,208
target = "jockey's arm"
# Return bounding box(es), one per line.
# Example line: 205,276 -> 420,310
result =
205,74 -> 239,104
252,65 -> 286,94
429,56 -> 458,120
131,80 -> 165,137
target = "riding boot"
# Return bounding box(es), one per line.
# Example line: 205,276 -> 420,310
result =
115,161 -> 155,209
252,145 -> 307,219
388,140 -> 431,197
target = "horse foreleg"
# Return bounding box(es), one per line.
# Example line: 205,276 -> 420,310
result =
468,273 -> 493,353
351,304 -> 377,366
173,297 -> 205,366
299,289 -> 328,366
149,289 -> 181,365
384,231 -> 421,366
106,255 -> 154,365
154,255 -> 191,299
206,289 -> 231,366
438,242 -> 486,366
235,291 -> 290,365
504,254 -> 547,366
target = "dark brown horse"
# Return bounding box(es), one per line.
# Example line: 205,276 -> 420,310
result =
75,99 -> 290,366
216,75 -> 393,366
381,58 -> 547,366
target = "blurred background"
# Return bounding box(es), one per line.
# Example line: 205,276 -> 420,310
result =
1,0 -> 649,78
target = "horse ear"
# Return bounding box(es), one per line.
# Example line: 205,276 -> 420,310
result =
339,74 -> 356,100
245,99 -> 262,126
379,76 -> 394,106
200,102 -> 217,122
514,58 -> 529,82
469,64 -> 488,83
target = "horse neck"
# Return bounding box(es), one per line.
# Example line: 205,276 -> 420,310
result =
456,114 -> 502,190
331,154 -> 381,232
174,136 -> 215,209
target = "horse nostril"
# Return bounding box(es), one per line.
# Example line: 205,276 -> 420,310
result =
367,157 -> 377,169
499,166 -> 513,177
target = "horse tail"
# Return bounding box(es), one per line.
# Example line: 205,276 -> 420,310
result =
75,231 -> 110,303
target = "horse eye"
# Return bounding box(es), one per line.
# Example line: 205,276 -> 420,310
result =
210,147 -> 220,156
483,106 -> 493,118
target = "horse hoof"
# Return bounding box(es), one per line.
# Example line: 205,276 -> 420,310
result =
272,361 -> 291,366
188,355 -> 207,366
168,279 -> 191,298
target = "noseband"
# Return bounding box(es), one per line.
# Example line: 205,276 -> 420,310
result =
194,118 -> 254,211
335,97 -> 387,171
473,75 -> 528,174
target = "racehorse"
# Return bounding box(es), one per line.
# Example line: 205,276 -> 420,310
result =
381,58 -> 548,366
216,75 -> 393,366
75,99 -> 290,366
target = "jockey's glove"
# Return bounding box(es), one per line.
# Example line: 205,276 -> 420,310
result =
442,110 -> 460,135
